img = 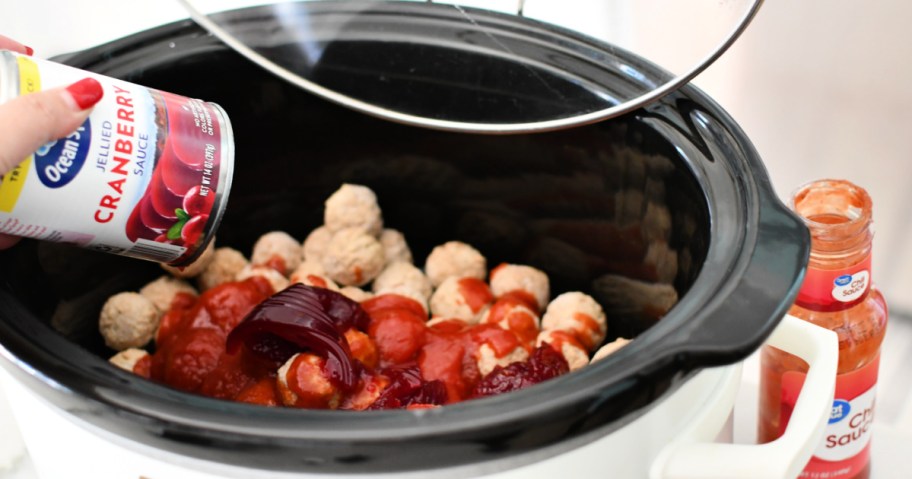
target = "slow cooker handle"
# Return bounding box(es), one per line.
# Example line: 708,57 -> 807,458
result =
649,314 -> 837,479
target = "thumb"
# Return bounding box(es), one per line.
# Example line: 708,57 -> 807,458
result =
0,77 -> 103,176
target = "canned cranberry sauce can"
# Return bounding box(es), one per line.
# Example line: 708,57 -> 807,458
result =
0,50 -> 233,266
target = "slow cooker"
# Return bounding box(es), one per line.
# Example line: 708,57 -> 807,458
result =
0,2 -> 838,478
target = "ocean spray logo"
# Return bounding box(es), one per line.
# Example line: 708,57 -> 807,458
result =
35,119 -> 91,187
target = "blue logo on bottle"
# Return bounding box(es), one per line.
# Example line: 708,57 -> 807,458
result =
834,275 -> 852,287
829,399 -> 851,424
34,119 -> 91,188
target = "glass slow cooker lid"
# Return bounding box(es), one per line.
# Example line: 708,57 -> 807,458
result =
179,0 -> 762,132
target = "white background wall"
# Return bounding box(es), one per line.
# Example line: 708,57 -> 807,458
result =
694,1 -> 912,315
3,0 -> 912,313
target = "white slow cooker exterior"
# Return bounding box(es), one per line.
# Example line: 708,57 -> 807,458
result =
0,363 -> 740,479
0,316 -> 836,479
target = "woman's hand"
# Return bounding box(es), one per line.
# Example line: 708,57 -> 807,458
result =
0,35 -> 104,248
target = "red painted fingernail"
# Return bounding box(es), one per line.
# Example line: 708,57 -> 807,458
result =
24,45 -> 34,56
65,78 -> 104,110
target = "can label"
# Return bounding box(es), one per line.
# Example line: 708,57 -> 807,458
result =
779,354 -> 879,478
0,52 -> 233,265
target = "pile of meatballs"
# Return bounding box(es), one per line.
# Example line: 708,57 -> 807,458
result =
100,183 -> 631,402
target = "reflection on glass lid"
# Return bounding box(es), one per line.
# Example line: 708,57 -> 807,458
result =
178,0 -> 762,132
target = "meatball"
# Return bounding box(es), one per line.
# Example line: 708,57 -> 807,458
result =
489,263 -> 550,312
302,226 -> 332,263
236,265 -> 290,293
372,261 -> 432,300
537,330 -> 589,371
322,227 -> 386,287
591,338 -> 631,363
139,276 -> 197,313
294,272 -> 340,292
429,277 -> 493,324
276,353 -> 341,409
289,260 -> 333,289
197,247 -> 249,291
99,292 -> 160,351
476,343 -> 529,377
340,372 -> 388,411
251,231 -> 301,275
340,286 -> 373,303
344,328 -> 379,369
161,240 -> 215,278
108,348 -> 150,375
481,298 -> 541,346
372,287 -> 430,318
289,260 -> 326,279
379,228 -> 412,264
541,292 -> 608,352
424,241 -> 487,287
324,184 -> 383,237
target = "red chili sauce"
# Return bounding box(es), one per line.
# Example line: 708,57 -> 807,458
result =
148,282 -> 568,410
150,277 -> 280,405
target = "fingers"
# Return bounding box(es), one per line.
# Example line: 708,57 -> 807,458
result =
0,77 -> 103,176
0,35 -> 33,55
0,34 -> 33,250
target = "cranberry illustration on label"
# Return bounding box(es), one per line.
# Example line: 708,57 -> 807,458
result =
164,99 -> 210,169
180,214 -> 208,245
183,185 -> 215,217
125,204 -> 159,242
149,168 -> 182,220
124,94 -> 221,255
159,143 -> 199,196
139,196 -> 174,231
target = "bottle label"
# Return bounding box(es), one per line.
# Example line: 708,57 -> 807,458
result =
780,354 -> 880,478
796,253 -> 872,311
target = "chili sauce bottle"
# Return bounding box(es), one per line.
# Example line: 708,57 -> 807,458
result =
759,179 -> 887,479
